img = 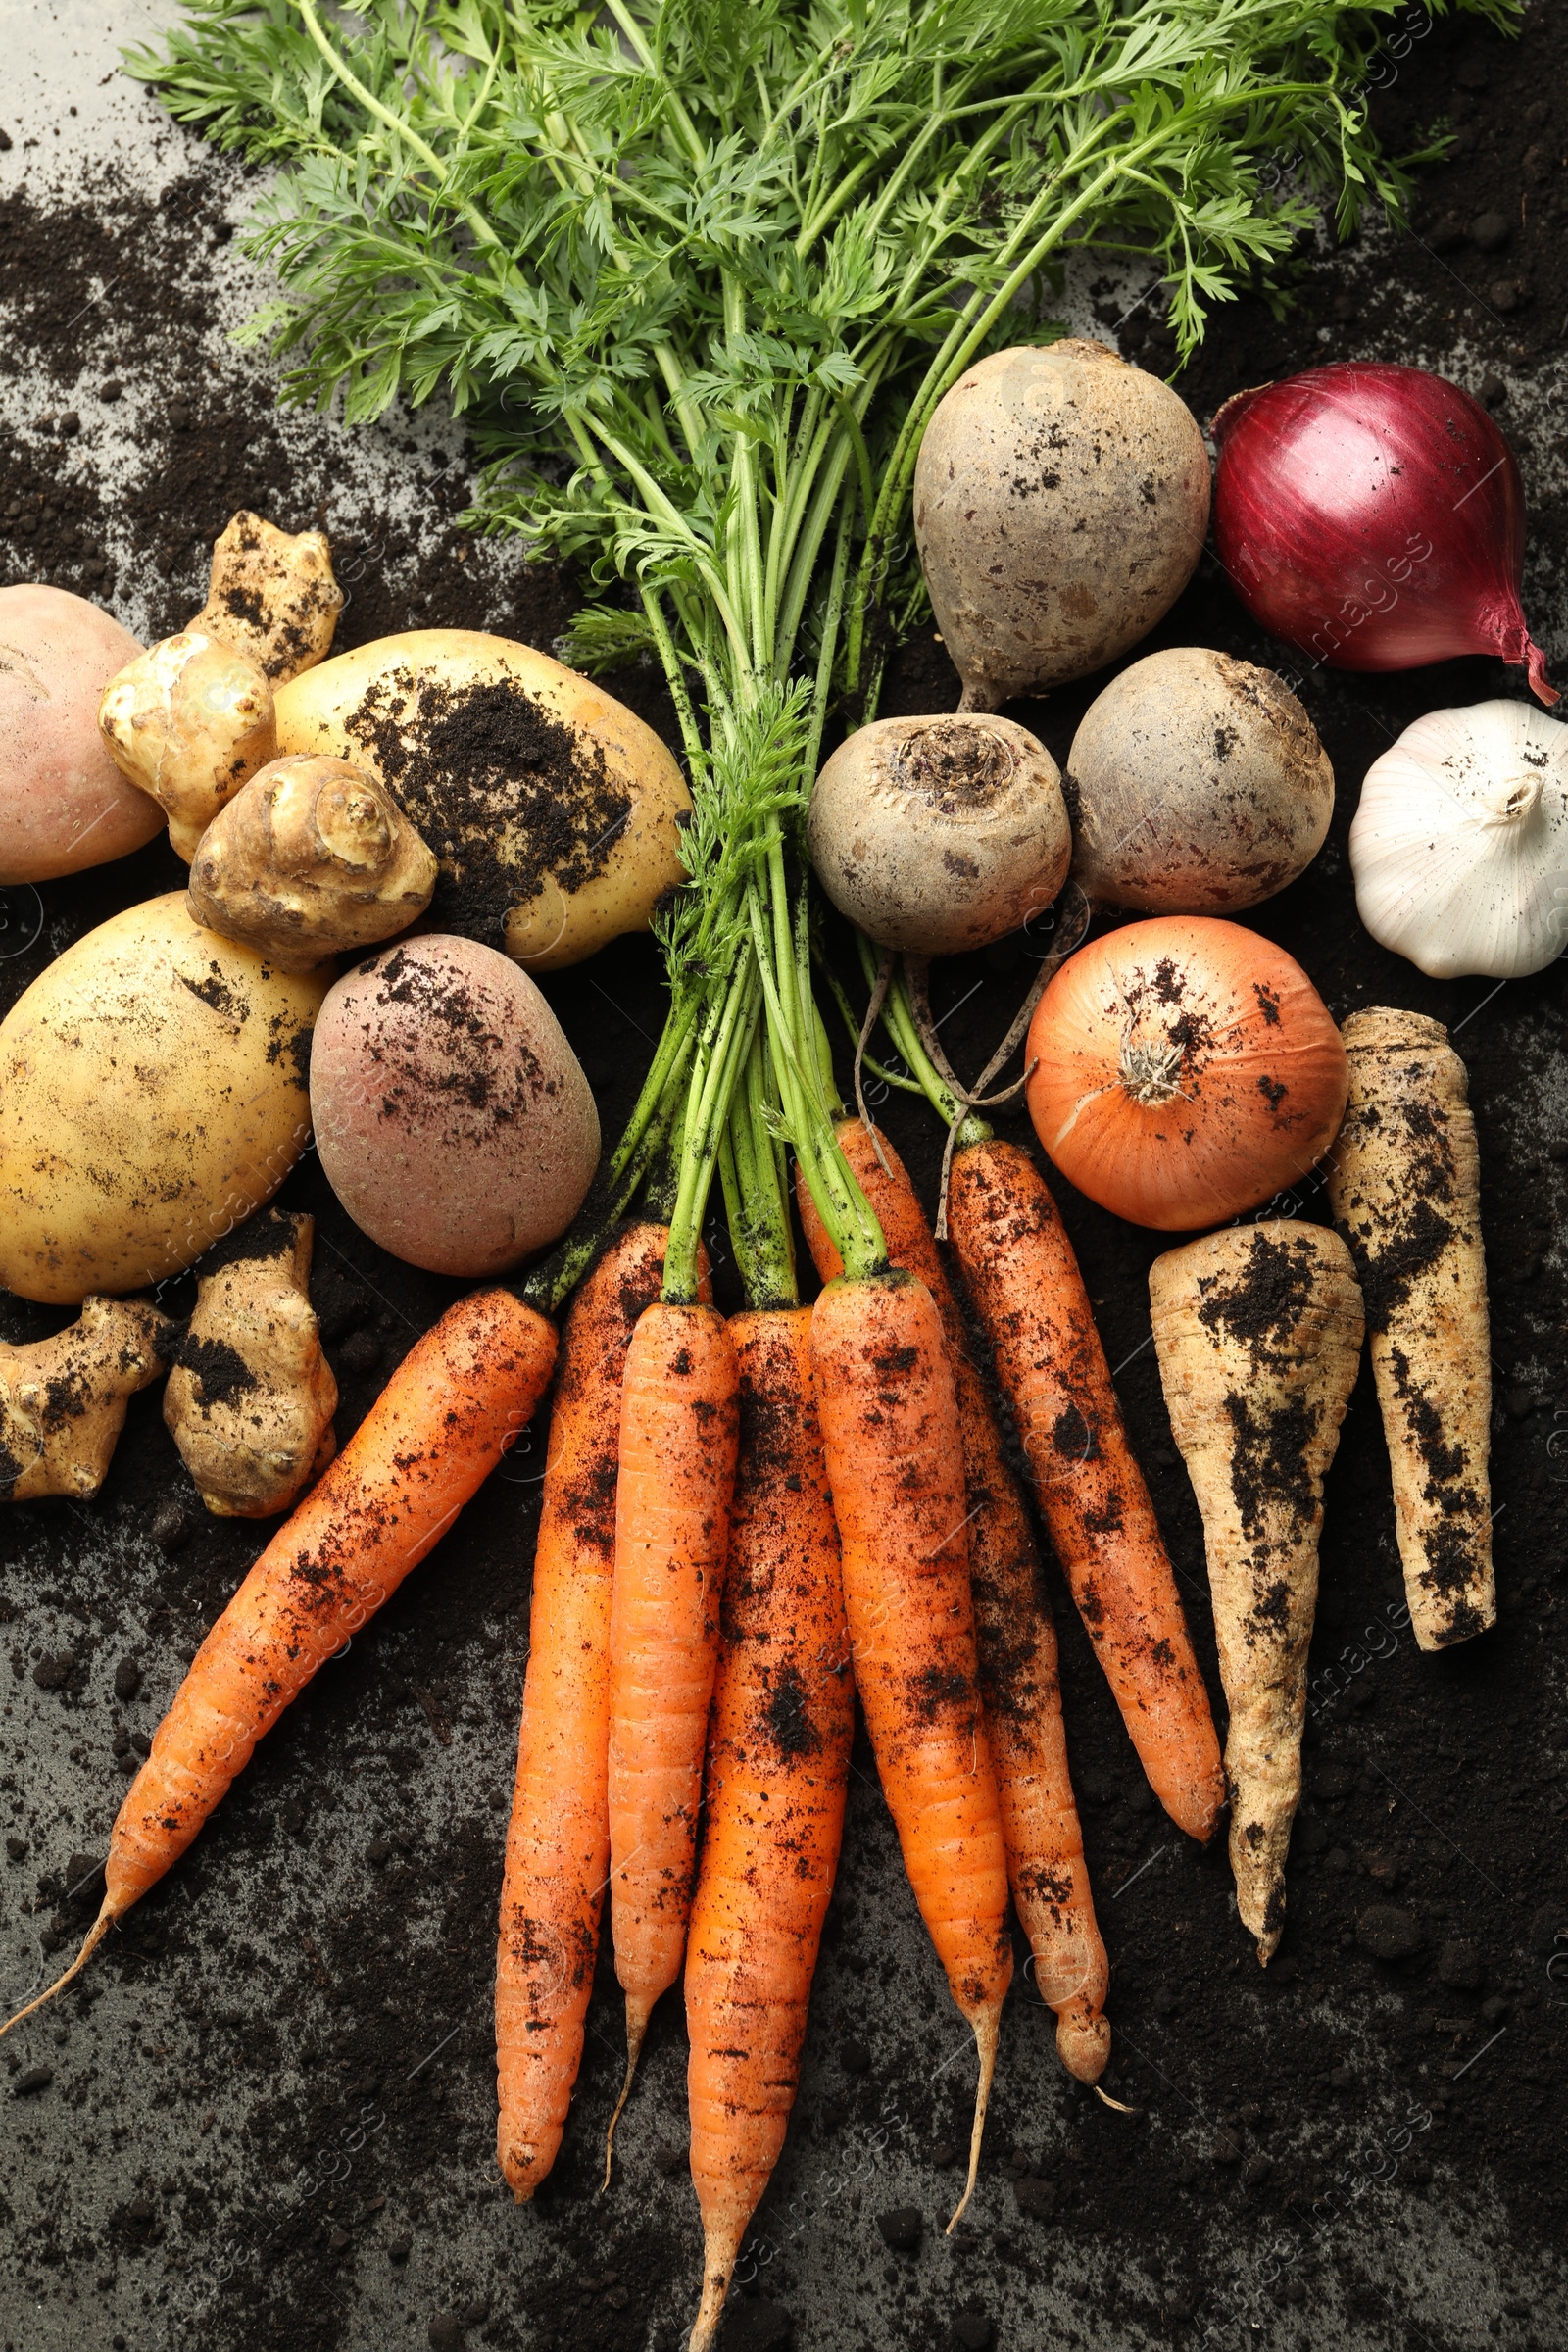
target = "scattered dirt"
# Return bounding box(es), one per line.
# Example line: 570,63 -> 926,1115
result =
2,8 -> 1567,2351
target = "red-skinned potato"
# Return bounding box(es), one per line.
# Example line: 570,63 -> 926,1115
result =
309,936 -> 600,1277
0,585 -> 165,883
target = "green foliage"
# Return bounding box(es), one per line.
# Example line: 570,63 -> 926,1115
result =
128,0 -> 1515,737
130,0 -> 1517,1269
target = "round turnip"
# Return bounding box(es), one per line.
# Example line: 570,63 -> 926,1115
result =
913,341 -> 1210,711
1066,648 -> 1334,914
808,712 -> 1070,956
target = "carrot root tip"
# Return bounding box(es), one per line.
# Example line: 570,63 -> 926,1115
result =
0,1904 -> 116,2043
1094,2083 -> 1140,2114
687,2241 -> 742,2352
601,1997 -> 651,2194
946,2002 -> 1002,2235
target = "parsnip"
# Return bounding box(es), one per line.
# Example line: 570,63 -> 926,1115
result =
1324,1008 -> 1494,1651
1150,1222 -> 1363,1963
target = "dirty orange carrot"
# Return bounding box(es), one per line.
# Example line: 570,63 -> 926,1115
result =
799,1121 -> 1108,2082
603,1298 -> 740,2176
946,1138 -> 1224,1843
3,1289 -> 557,2038
496,1224 -> 673,2201
685,1308 -> 853,2352
809,1265 -> 1012,2229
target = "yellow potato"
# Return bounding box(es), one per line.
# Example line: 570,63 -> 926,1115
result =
0,895 -> 330,1304
273,629 -> 689,971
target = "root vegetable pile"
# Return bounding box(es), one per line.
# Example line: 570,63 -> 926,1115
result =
0,0 -> 1523,2342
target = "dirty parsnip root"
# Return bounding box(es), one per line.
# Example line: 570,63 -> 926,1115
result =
1325,1009 -> 1495,1649
1150,1223 -> 1363,1963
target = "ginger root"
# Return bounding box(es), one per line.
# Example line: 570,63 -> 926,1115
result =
99,631 -> 276,861
187,755 -> 438,972
192,513 -> 343,684
1325,1007 -> 1494,1651
165,1210 -> 338,1518
0,1298 -> 172,1502
1150,1222 -> 1363,1964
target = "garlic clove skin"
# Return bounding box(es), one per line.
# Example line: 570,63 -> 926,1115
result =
1349,699 -> 1568,981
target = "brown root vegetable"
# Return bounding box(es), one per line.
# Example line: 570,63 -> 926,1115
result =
1066,648 -> 1334,914
808,713 -> 1070,955
164,1209 -> 338,1518
1324,1008 -> 1494,1650
98,631 -> 277,861
1150,1223 -> 1364,1962
913,341 -> 1210,712
0,584 -> 164,885
0,1297 -> 172,1502
192,513 -> 343,684
187,754 -> 438,972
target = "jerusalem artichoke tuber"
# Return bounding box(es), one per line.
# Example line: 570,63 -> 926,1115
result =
1150,1221 -> 1363,1964
164,1210 -> 337,1517
0,1298 -> 172,1501
192,514 -> 343,683
1324,1008 -> 1494,1650
98,631 -> 276,860
187,754 -> 437,971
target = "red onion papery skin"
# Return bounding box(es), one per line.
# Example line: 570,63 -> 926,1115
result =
1212,362 -> 1556,707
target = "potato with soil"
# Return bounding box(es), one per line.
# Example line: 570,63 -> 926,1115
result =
808,712 -> 1070,954
1066,648 -> 1334,913
273,631 -> 689,970
309,935 -> 600,1277
0,894 -> 329,1305
0,584 -> 165,883
913,341 -> 1210,710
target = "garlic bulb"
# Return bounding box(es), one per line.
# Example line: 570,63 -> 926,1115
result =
1349,700 -> 1568,979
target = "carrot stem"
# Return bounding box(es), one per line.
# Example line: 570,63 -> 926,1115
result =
664,953 -> 760,1304
719,1026 -> 796,1313
860,938 -> 992,1150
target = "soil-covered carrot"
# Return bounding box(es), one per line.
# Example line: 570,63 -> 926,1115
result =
1324,1007 -> 1495,1649
945,1139 -> 1225,1843
3,1289 -> 557,2037
1150,1223 -> 1363,1962
798,1118 -> 1108,2082
809,1265 -> 1012,2228
604,1298 -> 740,2169
685,1307 -> 853,2352
496,1224 -> 673,2202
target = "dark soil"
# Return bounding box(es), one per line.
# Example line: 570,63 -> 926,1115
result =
337,669 -> 631,951
3,8 -> 1568,2352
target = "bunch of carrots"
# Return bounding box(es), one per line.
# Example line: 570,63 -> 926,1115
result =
4,909 -> 1228,2346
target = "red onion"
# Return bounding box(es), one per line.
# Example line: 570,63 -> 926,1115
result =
1212,362 -> 1556,707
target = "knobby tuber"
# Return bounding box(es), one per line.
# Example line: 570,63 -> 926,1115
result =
1325,1007 -> 1495,1649
98,630 -> 276,860
164,1210 -> 338,1518
0,1298 -> 172,1502
187,754 -> 438,971
1150,1222 -> 1364,1963
192,513 -> 343,684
